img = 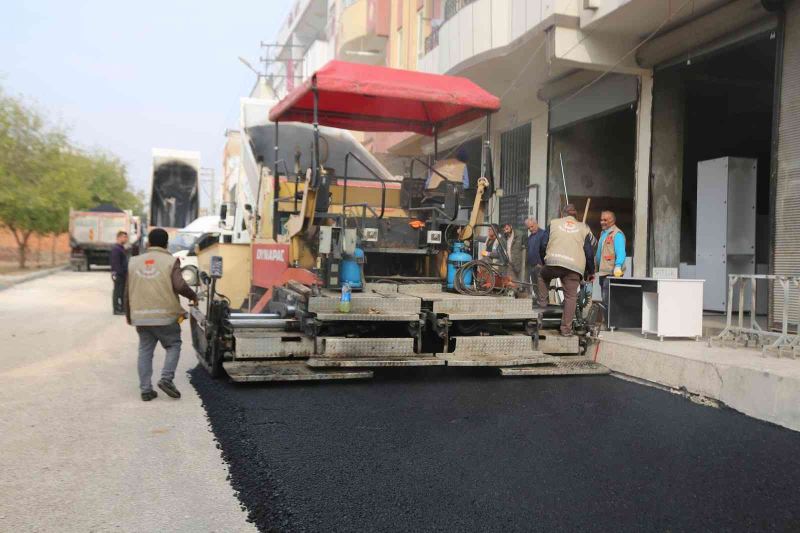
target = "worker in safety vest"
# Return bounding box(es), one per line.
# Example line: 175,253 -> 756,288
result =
596,210 -> 627,306
126,228 -> 198,401
536,204 -> 595,336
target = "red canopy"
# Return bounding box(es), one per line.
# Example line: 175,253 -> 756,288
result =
268,60 -> 500,136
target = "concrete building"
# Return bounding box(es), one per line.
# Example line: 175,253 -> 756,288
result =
268,0 -> 393,97
264,0 -> 799,325
388,0 -> 799,326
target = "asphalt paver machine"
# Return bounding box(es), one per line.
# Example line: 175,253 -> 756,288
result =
191,60 -> 607,382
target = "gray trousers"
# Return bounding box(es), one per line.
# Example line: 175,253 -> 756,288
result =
136,323 -> 182,392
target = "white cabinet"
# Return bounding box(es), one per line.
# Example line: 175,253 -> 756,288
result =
608,278 -> 705,339
641,280 -> 704,340
696,157 -> 757,311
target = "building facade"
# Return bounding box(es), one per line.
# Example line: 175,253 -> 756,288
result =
268,0 -> 799,324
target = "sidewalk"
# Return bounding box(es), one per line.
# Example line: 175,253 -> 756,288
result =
0,271 -> 254,532
0,264 -> 68,290
596,331 -> 800,432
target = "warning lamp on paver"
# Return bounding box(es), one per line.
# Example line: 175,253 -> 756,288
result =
210,256 -> 223,279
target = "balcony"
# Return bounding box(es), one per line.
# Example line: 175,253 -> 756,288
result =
425,0 -> 478,54
337,0 -> 390,65
419,0 -> 579,75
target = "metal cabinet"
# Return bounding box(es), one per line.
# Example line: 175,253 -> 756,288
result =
696,157 -> 757,311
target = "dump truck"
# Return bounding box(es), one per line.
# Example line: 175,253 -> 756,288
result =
150,148 -> 200,233
188,61 -> 607,382
69,205 -> 141,271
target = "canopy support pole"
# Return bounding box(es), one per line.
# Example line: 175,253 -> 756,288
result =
481,113 -> 492,179
272,121 -> 279,240
312,79 -> 320,189
433,126 -> 438,162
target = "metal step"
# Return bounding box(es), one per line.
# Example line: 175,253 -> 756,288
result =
440,336 -> 555,367
428,295 -> 537,320
499,357 -> 609,377
223,361 -> 373,382
309,291 -> 421,314
315,312 -> 420,322
535,330 -> 581,354
321,337 -> 418,357
307,356 -> 443,368
234,329 -> 315,359
309,337 -> 440,368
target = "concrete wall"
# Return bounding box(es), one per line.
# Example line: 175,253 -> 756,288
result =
0,229 -> 70,268
649,67 -> 685,269
546,109 -> 636,234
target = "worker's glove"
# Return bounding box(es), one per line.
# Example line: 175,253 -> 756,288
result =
613,267 -> 623,278
481,250 -> 489,257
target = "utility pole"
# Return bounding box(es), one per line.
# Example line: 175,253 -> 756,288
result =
200,167 -> 217,216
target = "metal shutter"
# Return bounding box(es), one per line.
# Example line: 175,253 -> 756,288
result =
499,123 -> 532,228
773,0 -> 800,326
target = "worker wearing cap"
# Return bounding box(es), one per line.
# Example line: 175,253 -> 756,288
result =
126,228 -> 198,402
596,210 -> 626,306
536,204 -> 595,336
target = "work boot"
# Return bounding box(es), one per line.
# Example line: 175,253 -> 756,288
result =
141,390 -> 158,401
157,379 -> 181,399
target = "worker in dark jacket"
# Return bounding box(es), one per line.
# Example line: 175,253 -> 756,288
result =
537,204 -> 595,336
110,231 -> 128,315
525,218 -> 545,300
126,228 -> 198,401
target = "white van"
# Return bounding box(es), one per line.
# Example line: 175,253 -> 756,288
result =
170,215 -> 224,269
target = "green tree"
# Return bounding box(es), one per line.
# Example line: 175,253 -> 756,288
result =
0,86 -> 143,268
0,90 -> 67,268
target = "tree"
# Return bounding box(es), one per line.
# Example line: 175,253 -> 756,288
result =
0,86 -> 143,268
0,90 -> 67,268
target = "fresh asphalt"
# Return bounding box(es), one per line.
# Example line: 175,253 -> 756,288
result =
191,367 -> 800,532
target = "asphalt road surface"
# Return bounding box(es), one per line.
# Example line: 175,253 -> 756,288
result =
192,367 -> 800,532
0,271 -> 254,532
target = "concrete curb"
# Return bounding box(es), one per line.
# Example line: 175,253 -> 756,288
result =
596,336 -> 800,432
0,265 -> 69,291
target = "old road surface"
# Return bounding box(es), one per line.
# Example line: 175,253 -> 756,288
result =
0,271 -> 255,532
4,272 -> 800,533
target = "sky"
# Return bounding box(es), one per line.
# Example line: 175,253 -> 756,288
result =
0,0 -> 291,209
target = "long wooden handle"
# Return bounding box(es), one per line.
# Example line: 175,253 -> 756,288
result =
582,198 -> 591,223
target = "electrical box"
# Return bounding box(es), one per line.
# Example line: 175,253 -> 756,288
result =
362,228 -> 379,242
695,157 -> 757,311
318,226 -> 333,254
427,231 -> 442,244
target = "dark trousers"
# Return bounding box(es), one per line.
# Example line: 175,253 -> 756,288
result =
536,265 -> 581,335
112,274 -> 126,313
527,263 -> 542,301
